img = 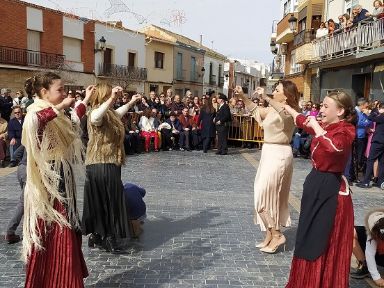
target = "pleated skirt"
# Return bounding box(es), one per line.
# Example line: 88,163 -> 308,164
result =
285,193 -> 354,288
81,163 -> 129,238
254,143 -> 293,231
25,201 -> 88,288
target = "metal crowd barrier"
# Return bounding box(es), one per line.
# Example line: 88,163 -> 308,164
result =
228,114 -> 264,143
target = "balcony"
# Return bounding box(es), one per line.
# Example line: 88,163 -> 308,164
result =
276,13 -> 297,44
294,29 -> 315,48
294,30 -> 316,64
0,46 -> 65,69
209,75 -> 217,86
98,63 -> 147,81
311,18 -> 384,65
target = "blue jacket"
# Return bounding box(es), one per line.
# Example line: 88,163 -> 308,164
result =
355,107 -> 371,139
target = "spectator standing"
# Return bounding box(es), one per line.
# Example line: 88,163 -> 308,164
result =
199,98 -> 216,153
214,93 -> 232,155
352,4 -> 370,25
0,88 -> 13,121
316,22 -> 329,38
366,0 -> 384,19
357,103 -> 384,188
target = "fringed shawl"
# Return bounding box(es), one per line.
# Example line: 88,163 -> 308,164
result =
21,98 -> 84,262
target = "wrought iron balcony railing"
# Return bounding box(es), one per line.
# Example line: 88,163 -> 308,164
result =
0,46 -> 65,69
98,63 -> 147,81
312,18 -> 384,63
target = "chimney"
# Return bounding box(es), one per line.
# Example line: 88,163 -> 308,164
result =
200,34 -> 203,47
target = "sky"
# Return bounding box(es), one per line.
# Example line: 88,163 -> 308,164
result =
25,0 -> 281,65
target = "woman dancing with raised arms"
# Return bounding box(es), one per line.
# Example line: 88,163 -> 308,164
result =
22,72 -> 94,287
284,90 -> 355,288
235,81 -> 299,253
82,84 -> 141,252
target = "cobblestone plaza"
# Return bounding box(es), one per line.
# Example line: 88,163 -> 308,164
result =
0,149 -> 381,287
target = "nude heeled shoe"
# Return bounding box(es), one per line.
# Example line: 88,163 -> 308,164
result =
255,230 -> 272,248
260,234 -> 286,254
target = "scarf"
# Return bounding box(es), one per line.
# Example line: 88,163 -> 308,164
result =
21,98 -> 84,262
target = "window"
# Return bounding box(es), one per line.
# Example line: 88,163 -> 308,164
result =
176,53 -> 183,80
27,30 -> 41,65
128,52 -> 136,67
63,37 -> 81,62
154,51 -> 164,69
298,18 -> 306,32
191,56 -> 196,81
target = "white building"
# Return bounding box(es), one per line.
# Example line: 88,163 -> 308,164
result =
94,21 -> 147,93
202,50 -> 226,95
223,59 -> 268,97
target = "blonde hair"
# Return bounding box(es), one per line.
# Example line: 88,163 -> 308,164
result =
90,83 -> 112,107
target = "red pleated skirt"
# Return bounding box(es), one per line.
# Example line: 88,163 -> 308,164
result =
25,201 -> 88,288
286,193 -> 354,288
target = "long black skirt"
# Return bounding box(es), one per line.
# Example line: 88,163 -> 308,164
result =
81,163 -> 129,238
294,168 -> 342,261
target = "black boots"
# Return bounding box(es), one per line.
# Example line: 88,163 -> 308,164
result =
88,233 -> 102,248
102,236 -> 126,254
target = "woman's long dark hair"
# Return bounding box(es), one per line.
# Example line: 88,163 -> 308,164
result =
279,80 -> 300,112
202,97 -> 215,114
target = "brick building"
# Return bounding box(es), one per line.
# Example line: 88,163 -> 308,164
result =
0,0 -> 95,94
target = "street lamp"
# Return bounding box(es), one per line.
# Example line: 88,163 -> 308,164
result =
94,36 -> 106,53
288,14 -> 298,33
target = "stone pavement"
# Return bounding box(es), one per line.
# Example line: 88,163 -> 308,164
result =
0,148 -> 382,287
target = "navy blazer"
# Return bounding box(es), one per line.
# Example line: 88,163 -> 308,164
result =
368,110 -> 384,144
8,117 -> 23,140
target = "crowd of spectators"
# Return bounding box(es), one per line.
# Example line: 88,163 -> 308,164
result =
315,2 -> 384,39
1,86 -> 253,168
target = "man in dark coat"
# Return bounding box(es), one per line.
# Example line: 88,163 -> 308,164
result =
8,106 -> 24,167
214,93 -> 231,155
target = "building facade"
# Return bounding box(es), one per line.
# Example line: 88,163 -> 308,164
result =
0,0 -> 95,93
309,0 -> 384,102
144,36 -> 174,95
94,21 -> 147,94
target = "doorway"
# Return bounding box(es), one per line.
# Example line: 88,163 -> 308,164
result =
352,73 -> 371,101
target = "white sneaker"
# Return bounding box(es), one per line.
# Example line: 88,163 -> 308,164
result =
179,148 -> 184,151
169,148 -> 173,151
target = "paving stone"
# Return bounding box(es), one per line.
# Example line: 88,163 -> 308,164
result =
0,149 -> 377,287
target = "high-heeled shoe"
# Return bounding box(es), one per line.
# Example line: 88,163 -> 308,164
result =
255,231 -> 272,248
88,233 -> 102,248
260,234 -> 286,254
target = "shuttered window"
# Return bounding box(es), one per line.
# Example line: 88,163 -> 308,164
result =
63,37 -> 81,62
